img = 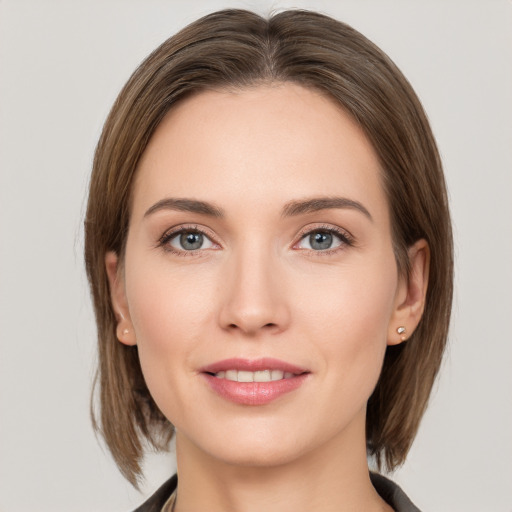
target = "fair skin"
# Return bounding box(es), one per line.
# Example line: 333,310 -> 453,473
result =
106,83 -> 429,512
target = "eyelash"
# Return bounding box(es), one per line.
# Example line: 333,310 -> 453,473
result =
157,225 -> 217,257
294,224 -> 355,254
157,224 -> 355,256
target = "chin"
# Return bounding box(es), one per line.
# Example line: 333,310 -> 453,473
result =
175,419 -> 311,469
208,440 -> 307,469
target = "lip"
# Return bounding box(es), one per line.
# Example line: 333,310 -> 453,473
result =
200,357 -> 307,375
200,358 -> 310,406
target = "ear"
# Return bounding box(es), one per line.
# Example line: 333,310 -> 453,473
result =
387,239 -> 430,346
105,251 -> 136,346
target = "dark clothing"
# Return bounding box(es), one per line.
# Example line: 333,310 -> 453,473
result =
133,475 -> 177,512
370,473 -> 421,512
133,472 -> 421,512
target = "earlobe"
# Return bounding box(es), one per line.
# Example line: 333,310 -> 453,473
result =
388,239 -> 430,346
105,251 -> 136,346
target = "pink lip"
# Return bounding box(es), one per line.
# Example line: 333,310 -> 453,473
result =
200,358 -> 310,406
200,357 -> 307,375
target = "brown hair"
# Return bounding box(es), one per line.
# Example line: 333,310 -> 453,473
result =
85,9 -> 453,486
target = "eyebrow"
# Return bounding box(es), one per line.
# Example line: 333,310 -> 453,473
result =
144,198 -> 224,218
144,196 -> 372,221
282,197 -> 372,221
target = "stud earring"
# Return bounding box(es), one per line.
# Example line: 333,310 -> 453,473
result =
397,326 -> 407,341
123,328 -> 129,335
397,326 -> 406,334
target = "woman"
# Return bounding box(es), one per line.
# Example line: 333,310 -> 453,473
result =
85,9 -> 453,512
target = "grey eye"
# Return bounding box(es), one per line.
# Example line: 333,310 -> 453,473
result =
309,232 -> 333,250
180,232 -> 204,250
168,231 -> 215,251
296,229 -> 345,251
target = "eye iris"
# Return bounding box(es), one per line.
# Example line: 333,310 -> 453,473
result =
180,232 -> 203,250
310,231 -> 332,250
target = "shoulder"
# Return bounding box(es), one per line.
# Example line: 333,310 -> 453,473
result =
132,474 -> 177,512
370,473 -> 422,512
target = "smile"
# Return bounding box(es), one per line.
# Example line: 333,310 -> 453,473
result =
213,370 -> 296,382
200,358 -> 310,405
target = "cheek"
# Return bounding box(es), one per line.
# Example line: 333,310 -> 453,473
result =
123,261 -> 217,398
297,256 -> 397,339
295,258 -> 397,398
127,259 -> 216,340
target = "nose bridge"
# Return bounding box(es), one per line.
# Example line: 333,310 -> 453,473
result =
218,235 -> 289,335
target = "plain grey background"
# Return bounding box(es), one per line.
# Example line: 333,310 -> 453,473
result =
1,1 -> 511,511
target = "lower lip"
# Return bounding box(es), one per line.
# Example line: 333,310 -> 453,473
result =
202,373 -> 309,405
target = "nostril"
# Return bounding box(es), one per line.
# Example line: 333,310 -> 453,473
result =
226,322 -> 277,332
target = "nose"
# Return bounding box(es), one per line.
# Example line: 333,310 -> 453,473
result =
218,243 -> 291,337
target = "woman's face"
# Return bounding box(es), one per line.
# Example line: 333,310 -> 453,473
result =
107,83 -> 418,468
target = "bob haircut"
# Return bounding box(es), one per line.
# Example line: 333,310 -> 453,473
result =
85,9 -> 453,486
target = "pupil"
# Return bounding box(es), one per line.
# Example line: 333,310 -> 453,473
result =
310,231 -> 332,250
180,232 -> 203,250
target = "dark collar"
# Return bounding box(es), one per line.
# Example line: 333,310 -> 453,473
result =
370,472 -> 421,512
133,472 -> 421,512
132,474 -> 177,512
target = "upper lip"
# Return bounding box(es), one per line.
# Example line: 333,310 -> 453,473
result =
200,357 -> 308,375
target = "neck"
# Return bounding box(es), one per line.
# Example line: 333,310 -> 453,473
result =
173,414 -> 392,512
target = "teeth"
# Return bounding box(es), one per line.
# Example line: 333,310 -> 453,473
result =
271,370 -> 284,381
237,371 -> 254,382
254,370 -> 271,382
215,369 -> 295,382
225,370 -> 237,381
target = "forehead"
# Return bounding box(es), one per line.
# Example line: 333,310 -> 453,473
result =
133,83 -> 387,220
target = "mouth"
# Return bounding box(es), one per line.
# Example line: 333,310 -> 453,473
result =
200,358 -> 310,405
209,369 -> 297,382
